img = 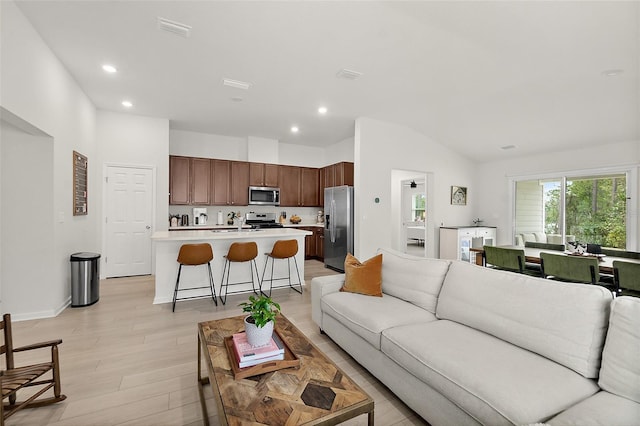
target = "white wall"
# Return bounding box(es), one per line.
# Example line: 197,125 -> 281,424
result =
476,140 -> 640,247
1,1 -> 98,320
96,111 -> 170,272
324,137 -> 355,165
247,136 -> 279,164
169,129 -> 246,160
1,121 -> 55,318
170,128 -> 353,169
354,117 -> 476,260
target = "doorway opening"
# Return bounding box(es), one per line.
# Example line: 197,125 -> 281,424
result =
391,170 -> 433,257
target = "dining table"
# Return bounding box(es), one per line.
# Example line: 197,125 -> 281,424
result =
470,246 -> 640,275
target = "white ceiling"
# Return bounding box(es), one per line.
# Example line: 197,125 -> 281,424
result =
15,1 -> 639,162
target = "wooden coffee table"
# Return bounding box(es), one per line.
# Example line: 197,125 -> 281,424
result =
198,314 -> 374,425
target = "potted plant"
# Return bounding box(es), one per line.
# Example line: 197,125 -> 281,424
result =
238,295 -> 281,347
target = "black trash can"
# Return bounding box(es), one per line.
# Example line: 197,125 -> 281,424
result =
70,252 -> 101,307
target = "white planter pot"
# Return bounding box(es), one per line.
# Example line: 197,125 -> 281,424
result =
244,316 -> 274,347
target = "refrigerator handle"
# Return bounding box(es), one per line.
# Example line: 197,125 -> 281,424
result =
330,199 -> 336,243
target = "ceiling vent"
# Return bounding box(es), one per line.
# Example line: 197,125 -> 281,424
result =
500,145 -> 517,150
223,79 -> 251,90
336,68 -> 363,80
157,17 -> 192,38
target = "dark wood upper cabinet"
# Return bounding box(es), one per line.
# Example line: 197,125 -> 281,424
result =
230,161 -> 249,206
169,156 -> 351,208
278,165 -> 301,207
191,157 -> 211,205
300,167 -> 319,207
169,156 -> 190,205
211,159 -> 230,205
249,163 -> 279,187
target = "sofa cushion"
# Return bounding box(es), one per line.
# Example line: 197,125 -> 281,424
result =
522,233 -> 536,243
377,248 -> 450,313
436,261 -> 612,378
321,291 -> 437,349
598,296 -> 640,403
381,320 -> 600,425
547,391 -> 640,426
534,232 -> 547,243
341,253 -> 383,297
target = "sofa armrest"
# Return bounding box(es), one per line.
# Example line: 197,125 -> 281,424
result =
311,274 -> 345,328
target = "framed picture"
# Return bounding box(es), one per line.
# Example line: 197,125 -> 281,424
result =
451,186 -> 467,206
73,151 -> 88,215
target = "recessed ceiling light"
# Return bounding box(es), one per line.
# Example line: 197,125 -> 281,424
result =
601,69 -> 623,77
291,126 -> 299,133
318,106 -> 328,115
102,64 -> 117,73
122,100 -> 133,108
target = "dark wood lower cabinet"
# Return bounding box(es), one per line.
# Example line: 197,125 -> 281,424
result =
301,227 -> 324,260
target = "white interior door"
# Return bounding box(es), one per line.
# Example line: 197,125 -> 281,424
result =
106,166 -> 153,277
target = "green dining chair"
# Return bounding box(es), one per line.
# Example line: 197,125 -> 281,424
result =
540,252 -> 599,284
613,260 -> 640,297
483,246 -> 525,273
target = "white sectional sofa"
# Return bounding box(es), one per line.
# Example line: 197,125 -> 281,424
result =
311,248 -> 640,425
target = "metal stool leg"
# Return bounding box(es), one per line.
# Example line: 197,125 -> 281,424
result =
221,259 -> 230,305
250,259 -> 260,295
291,256 -> 303,294
207,262 -> 218,306
173,264 -> 183,312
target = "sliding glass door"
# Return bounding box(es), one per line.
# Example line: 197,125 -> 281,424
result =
514,172 -> 628,249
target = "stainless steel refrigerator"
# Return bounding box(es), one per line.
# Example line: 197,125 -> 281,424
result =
324,186 -> 354,272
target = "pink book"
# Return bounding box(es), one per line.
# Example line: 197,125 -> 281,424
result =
232,332 -> 284,362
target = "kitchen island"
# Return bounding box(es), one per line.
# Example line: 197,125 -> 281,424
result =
151,228 -> 312,305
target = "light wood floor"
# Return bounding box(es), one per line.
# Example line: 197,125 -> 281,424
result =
9,260 -> 427,426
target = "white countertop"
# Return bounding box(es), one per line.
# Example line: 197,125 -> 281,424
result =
168,224 -> 252,231
282,223 -> 324,228
152,227 -> 312,241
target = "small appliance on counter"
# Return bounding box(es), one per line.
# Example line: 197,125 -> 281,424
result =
217,211 -> 224,225
193,207 -> 208,225
181,214 -> 189,226
316,210 -> 324,224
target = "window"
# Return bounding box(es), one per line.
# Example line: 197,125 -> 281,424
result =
514,172 -> 629,249
412,193 -> 426,221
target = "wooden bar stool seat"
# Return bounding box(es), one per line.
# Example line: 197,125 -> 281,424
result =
220,242 -> 260,305
260,239 -> 303,297
173,243 -> 217,312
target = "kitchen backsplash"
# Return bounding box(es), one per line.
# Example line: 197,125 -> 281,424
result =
168,205 -> 323,225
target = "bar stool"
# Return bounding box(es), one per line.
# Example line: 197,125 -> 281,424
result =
220,242 -> 260,305
260,239 -> 303,297
173,243 -> 217,312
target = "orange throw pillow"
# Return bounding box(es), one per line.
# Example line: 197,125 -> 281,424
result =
341,253 -> 383,297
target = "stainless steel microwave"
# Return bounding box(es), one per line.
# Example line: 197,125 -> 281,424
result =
248,186 -> 280,206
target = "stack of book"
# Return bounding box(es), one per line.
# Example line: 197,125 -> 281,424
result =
231,332 -> 285,368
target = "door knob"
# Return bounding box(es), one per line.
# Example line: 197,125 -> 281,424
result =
146,225 -> 151,229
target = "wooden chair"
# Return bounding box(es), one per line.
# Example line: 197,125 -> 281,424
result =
1,313 -> 66,425
540,252 -> 598,284
260,239 -> 303,297
613,260 -> 640,297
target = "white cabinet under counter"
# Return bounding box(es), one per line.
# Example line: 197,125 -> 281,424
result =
439,226 -> 496,262
151,228 -> 311,305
